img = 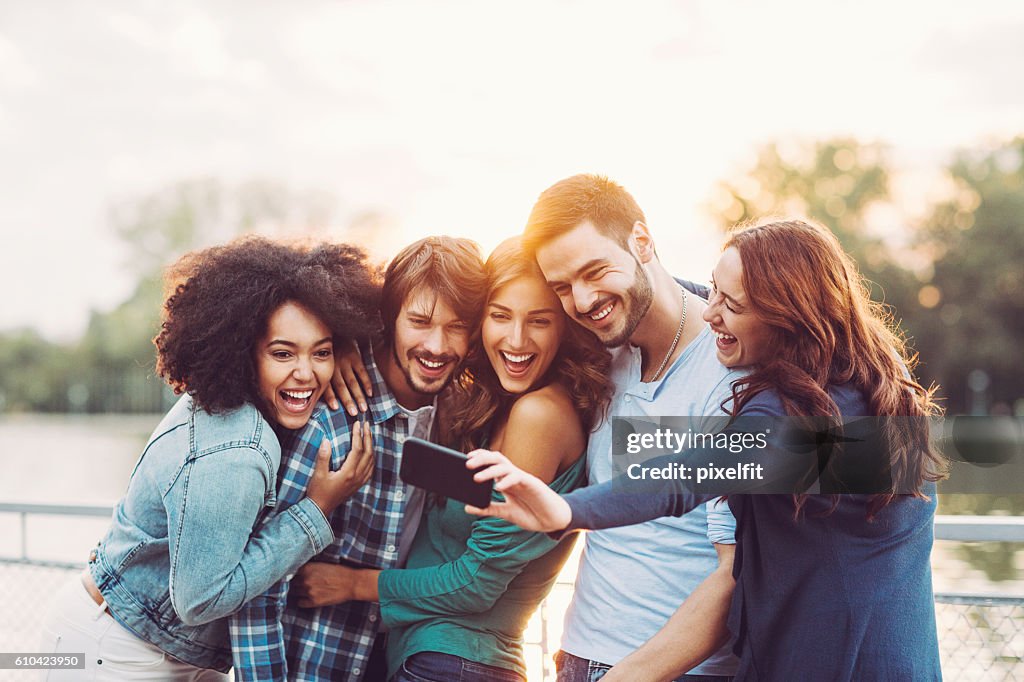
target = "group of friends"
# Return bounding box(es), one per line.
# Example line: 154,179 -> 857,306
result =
40,174 -> 945,681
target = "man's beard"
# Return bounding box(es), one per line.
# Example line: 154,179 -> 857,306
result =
589,260 -> 653,348
394,344 -> 459,396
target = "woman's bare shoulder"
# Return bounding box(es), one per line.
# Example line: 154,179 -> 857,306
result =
505,384 -> 586,477
508,383 -> 578,426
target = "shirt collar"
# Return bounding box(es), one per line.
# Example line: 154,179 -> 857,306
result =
362,343 -> 438,425
624,326 -> 713,401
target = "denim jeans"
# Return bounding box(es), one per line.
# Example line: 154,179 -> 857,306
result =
392,651 -> 525,682
554,650 -> 733,682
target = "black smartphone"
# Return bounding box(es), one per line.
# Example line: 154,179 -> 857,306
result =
400,437 -> 494,508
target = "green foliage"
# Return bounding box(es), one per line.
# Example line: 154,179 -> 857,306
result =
913,137 -> 1024,415
0,329 -> 74,411
710,139 -> 889,239
0,279 -> 170,413
0,179 -> 336,413
109,178 -> 335,278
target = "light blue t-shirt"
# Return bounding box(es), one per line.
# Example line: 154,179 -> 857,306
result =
561,325 -> 742,675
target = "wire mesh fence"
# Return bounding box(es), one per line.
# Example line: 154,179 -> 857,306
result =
936,594 -> 1024,681
0,562 -> 82,682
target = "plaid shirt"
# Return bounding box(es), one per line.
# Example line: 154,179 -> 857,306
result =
230,347 -> 416,681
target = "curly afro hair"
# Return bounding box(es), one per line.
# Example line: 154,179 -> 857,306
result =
154,236 -> 382,414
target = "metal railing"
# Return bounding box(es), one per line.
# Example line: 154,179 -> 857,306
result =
2,504 -> 1022,681
0,502 -> 112,569
935,515 -> 1024,543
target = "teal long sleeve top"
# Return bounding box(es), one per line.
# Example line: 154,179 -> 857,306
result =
378,455 -> 586,679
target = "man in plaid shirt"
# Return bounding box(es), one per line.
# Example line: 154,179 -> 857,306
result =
231,236 -> 487,681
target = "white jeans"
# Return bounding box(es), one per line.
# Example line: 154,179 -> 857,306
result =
39,578 -> 229,681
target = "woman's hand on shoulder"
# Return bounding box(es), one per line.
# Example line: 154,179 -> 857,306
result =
305,421 -> 374,517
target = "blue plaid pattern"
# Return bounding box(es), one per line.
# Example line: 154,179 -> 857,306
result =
230,347 -> 412,681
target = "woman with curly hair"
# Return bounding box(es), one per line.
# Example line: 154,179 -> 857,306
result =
41,237 -> 382,680
291,236 -> 614,682
467,220 -> 946,681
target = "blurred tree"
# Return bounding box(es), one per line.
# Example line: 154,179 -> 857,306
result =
110,178 -> 335,279
707,137 -> 1024,415
708,138 -> 889,244
0,329 -> 74,411
110,179 -> 226,279
72,275 -> 170,412
912,137 -> 1024,416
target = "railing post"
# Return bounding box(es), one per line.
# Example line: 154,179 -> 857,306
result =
19,511 -> 27,562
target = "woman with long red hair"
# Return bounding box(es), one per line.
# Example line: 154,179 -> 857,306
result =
467,219 -> 945,681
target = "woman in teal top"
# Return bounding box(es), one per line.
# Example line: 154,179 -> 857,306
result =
293,237 -> 613,681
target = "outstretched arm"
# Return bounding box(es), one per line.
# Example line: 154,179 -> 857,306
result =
464,448 -> 716,533
466,399 -> 797,532
463,449 -> 575,531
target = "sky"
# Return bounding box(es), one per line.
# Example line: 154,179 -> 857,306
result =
1,0 -> 1022,339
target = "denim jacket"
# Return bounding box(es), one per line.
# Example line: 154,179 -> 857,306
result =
88,394 -> 334,671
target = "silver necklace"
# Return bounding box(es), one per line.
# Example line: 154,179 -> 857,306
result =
649,287 -> 687,382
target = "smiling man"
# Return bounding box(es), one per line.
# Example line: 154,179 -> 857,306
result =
230,236 -> 487,682
522,174 -> 743,682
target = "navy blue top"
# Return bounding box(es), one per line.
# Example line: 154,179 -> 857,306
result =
563,385 -> 942,681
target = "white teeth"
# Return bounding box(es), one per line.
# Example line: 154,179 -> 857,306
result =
501,351 -> 535,364
419,358 -> 445,368
715,331 -> 736,341
283,390 -> 313,399
590,303 -> 614,321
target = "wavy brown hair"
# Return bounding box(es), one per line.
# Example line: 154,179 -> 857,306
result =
155,236 -> 382,415
723,219 -> 946,518
443,237 -> 614,453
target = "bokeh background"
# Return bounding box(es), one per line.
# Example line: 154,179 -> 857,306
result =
1,1 -> 1022,679
2,0 -> 1022,419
